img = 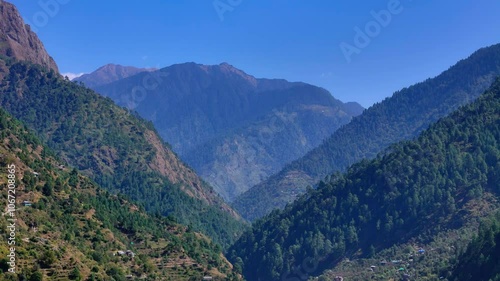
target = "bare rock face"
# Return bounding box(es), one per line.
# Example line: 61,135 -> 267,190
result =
0,0 -> 59,73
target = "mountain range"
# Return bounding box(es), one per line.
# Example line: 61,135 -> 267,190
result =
1,0 -> 499,280
79,62 -> 363,201
0,0 -> 244,250
229,77 -> 500,281
233,43 -> 500,221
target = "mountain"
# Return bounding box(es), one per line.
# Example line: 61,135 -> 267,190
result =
0,108 -> 241,280
228,77 -> 500,281
234,43 -> 500,221
74,64 -> 157,88
0,59 -> 246,248
450,212 -> 500,281
0,1 -> 246,247
0,1 -> 58,73
85,62 -> 363,201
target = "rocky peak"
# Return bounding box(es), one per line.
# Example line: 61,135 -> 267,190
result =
0,0 -> 59,73
75,64 -> 157,87
217,62 -> 257,85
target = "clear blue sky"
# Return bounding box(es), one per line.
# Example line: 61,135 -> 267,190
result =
9,0 -> 500,107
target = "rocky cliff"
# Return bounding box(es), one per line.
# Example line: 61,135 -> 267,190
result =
0,0 -> 58,73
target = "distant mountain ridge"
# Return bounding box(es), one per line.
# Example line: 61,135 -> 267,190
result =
74,64 -> 157,88
233,43 -> 500,221
0,1 -> 58,73
84,62 -> 363,201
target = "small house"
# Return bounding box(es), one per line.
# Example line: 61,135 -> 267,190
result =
126,250 -> 135,258
23,201 -> 32,207
203,277 -> 213,281
117,251 -> 125,256
334,276 -> 344,281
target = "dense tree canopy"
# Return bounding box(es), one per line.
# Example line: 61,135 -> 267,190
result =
234,43 -> 500,221
0,60 -> 246,248
451,212 -> 500,281
0,108 -> 241,280
229,78 -> 500,281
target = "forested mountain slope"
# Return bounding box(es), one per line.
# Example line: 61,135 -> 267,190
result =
228,78 -> 500,281
0,109 -> 241,281
234,43 -> 500,221
450,212 -> 500,281
91,62 -> 363,201
0,58 -> 245,248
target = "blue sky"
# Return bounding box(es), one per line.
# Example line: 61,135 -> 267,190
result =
9,0 -> 500,107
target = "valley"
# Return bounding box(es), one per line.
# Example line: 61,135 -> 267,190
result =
1,1 -> 499,280
79,62 -> 363,202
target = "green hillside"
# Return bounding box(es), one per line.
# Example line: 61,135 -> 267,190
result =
234,43 -> 500,221
450,212 -> 500,281
91,62 -> 363,201
228,78 -> 500,281
0,108 -> 241,280
0,58 -> 245,248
